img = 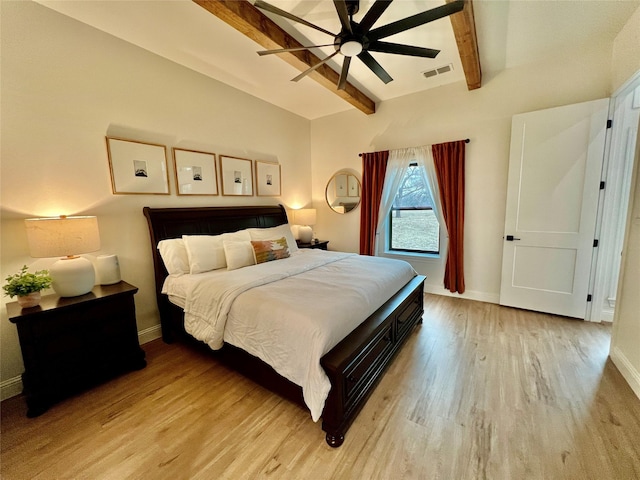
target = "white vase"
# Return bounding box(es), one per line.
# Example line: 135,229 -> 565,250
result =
17,292 -> 41,308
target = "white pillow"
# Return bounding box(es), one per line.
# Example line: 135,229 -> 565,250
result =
182,235 -> 226,274
183,230 -> 251,274
223,240 -> 256,270
248,224 -> 299,253
157,239 -> 190,275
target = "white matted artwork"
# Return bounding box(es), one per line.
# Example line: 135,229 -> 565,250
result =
255,161 -> 281,196
347,174 -> 359,197
106,137 -> 170,195
220,155 -> 253,196
173,148 -> 218,196
334,174 -> 348,197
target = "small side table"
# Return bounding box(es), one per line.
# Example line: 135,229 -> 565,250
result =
7,281 -> 146,417
297,240 -> 329,250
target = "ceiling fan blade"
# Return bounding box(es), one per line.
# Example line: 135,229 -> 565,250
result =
368,41 -> 440,58
368,0 -> 465,41
357,51 -> 393,84
258,44 -> 336,56
359,0 -> 393,32
333,0 -> 353,34
254,0 -> 336,37
291,51 -> 341,82
338,56 -> 352,90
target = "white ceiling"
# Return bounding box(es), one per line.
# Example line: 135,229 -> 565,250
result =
36,0 -> 639,120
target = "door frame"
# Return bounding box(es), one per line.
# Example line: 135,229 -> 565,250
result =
588,69 -> 640,323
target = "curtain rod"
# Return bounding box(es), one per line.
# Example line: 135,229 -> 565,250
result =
359,138 -> 470,157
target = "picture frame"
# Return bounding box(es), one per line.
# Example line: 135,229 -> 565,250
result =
173,148 -> 218,196
255,161 -> 281,196
334,173 -> 348,197
220,155 -> 254,196
347,174 -> 359,197
106,137 -> 170,195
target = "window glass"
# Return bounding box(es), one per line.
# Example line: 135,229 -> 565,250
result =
389,165 -> 439,254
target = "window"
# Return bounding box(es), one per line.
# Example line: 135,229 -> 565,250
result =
389,164 -> 439,254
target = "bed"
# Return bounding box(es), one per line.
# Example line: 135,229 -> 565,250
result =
143,204 -> 425,447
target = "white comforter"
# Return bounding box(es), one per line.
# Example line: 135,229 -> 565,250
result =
163,250 -> 416,421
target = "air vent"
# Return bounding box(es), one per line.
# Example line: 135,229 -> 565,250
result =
422,64 -> 453,79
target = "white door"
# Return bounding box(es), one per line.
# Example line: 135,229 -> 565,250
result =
500,98 -> 609,318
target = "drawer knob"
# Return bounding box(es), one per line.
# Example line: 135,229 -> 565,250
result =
348,375 -> 358,383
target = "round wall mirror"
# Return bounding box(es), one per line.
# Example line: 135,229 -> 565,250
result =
326,170 -> 361,214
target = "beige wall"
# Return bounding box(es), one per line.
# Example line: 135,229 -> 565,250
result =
310,43 -> 613,301
609,5 -> 640,399
0,2 -> 312,393
611,5 -> 640,92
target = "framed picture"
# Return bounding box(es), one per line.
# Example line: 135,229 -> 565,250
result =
220,155 -> 253,196
106,137 -> 170,195
347,174 -> 359,197
334,174 -> 347,197
173,148 -> 218,196
255,161 -> 281,196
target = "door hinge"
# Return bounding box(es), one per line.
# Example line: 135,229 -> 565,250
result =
607,119 -> 613,129
600,181 -> 606,190
593,239 -> 599,247
587,294 -> 593,302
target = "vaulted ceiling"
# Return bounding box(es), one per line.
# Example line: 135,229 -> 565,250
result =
36,0 -> 639,120
191,0 -> 481,115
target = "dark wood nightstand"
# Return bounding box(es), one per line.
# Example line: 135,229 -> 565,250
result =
297,240 -> 329,250
7,281 -> 146,417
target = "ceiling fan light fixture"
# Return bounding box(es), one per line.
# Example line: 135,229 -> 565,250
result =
340,40 -> 363,57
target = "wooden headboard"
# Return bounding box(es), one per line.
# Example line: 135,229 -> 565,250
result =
142,204 -> 289,341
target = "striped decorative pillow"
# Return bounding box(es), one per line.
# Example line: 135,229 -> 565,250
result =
251,237 -> 290,264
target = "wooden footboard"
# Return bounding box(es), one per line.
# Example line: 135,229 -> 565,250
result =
321,275 -> 424,447
143,205 -> 425,447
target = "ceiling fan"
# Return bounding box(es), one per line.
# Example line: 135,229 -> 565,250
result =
254,0 -> 466,90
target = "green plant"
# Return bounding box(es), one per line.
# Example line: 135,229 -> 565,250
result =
3,265 -> 52,298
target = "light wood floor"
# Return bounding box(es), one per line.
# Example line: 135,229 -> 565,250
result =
2,294 -> 640,479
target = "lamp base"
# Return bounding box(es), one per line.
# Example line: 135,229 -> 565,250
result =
298,225 -> 313,244
50,256 -> 96,297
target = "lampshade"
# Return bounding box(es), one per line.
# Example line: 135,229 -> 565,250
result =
24,216 -> 101,297
294,209 -> 317,226
25,216 -> 100,257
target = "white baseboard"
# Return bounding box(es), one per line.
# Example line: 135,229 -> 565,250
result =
1,324 -> 163,402
610,346 -> 640,400
138,324 -> 163,345
423,284 -> 500,305
0,375 -> 23,402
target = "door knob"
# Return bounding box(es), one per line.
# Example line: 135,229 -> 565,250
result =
505,235 -> 521,241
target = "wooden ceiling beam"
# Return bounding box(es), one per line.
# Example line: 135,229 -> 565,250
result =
448,0 -> 482,90
193,0 -> 376,115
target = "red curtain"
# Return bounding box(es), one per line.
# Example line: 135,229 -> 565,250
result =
359,150 -> 389,255
432,141 -> 466,293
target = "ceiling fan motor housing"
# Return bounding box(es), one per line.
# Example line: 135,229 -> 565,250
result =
335,23 -> 368,56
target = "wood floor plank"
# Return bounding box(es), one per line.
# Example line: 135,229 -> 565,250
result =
2,294 -> 639,479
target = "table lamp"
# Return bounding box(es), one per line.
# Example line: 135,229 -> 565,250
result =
25,216 -> 101,297
295,208 -> 316,244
